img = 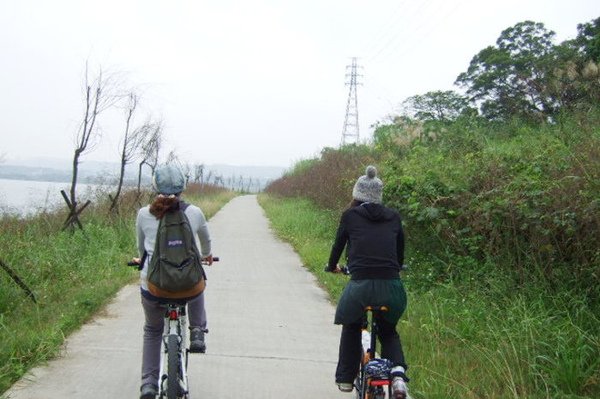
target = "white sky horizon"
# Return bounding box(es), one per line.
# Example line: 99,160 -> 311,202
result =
1,0 -> 598,169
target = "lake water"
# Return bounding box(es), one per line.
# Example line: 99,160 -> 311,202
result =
0,178 -> 107,217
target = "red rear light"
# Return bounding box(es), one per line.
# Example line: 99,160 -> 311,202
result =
169,310 -> 178,320
369,380 -> 390,386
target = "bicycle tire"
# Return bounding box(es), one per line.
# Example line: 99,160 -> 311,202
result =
167,334 -> 180,399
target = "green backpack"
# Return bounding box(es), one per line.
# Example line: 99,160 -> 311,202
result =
147,202 -> 206,296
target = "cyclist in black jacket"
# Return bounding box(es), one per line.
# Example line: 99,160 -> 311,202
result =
326,165 -> 411,399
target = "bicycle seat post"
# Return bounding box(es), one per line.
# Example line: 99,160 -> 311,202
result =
364,306 -> 388,359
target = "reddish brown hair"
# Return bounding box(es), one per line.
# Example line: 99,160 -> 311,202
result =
149,195 -> 180,219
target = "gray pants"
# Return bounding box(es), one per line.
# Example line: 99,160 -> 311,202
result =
140,292 -> 207,387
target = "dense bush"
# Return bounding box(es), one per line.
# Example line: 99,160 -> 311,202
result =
265,144 -> 379,210
380,110 -> 600,305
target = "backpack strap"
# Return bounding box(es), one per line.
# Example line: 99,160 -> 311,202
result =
179,200 -> 190,212
139,250 -> 148,271
177,200 -> 206,280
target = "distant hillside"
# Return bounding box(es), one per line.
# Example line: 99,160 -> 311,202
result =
0,157 -> 286,191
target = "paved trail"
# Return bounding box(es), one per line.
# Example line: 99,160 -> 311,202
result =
5,195 -> 344,399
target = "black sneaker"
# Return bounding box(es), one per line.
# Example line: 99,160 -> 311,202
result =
189,327 -> 207,353
140,383 -> 158,399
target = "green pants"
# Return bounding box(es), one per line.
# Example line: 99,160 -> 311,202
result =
334,279 -> 407,325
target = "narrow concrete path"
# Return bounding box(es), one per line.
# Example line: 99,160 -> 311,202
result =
5,195 -> 344,399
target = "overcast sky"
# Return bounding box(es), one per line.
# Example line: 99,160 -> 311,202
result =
1,0 -> 598,169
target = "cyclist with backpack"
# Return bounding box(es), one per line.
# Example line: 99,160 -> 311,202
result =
135,164 -> 214,399
325,165 -> 411,399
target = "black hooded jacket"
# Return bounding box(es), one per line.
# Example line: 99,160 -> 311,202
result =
327,202 -> 404,280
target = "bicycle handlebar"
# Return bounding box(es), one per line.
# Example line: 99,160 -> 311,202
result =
323,265 -> 350,275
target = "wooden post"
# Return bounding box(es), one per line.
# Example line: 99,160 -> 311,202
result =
61,189 -> 91,231
0,258 -> 37,304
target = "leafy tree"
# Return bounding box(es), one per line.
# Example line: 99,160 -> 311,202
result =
456,21 -> 558,122
550,17 -> 600,111
401,90 -> 474,122
574,17 -> 600,62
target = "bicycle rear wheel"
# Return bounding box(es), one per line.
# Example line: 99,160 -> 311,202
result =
166,334 -> 180,399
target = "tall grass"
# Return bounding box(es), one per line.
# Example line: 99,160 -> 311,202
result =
0,186 -> 236,395
259,194 -> 600,398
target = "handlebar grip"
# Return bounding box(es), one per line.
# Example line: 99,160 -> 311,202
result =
323,265 -> 350,275
212,256 -> 219,262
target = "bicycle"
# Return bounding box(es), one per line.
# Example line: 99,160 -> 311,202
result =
128,256 -> 219,399
326,265 -> 409,399
355,305 -> 394,399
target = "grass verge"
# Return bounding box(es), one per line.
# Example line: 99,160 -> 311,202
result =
258,193 -> 600,399
0,189 -> 236,395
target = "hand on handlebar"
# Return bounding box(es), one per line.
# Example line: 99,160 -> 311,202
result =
324,264 -> 350,275
128,257 -> 141,267
203,255 -> 214,266
331,265 -> 343,273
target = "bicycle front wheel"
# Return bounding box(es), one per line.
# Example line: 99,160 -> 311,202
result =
166,334 -> 180,399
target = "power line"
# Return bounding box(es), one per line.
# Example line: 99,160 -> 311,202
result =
341,57 -> 362,145
359,0 -> 410,57
367,0 -> 466,64
363,0 -> 419,62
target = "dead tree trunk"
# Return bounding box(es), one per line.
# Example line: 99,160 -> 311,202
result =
65,65 -> 120,230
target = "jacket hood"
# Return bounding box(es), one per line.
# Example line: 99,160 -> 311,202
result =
354,202 -> 394,222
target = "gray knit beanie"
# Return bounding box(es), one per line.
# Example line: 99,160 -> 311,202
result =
352,165 -> 383,204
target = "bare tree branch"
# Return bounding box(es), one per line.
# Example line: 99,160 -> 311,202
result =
165,150 -> 179,165
136,119 -> 163,194
193,163 -> 204,184
110,92 -> 150,212
65,63 -> 122,230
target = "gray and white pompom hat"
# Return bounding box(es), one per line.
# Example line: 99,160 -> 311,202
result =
152,164 -> 186,195
352,165 -> 383,204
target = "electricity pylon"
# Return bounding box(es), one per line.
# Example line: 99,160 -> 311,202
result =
341,57 -> 362,145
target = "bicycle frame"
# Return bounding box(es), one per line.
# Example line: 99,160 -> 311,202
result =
355,306 -> 392,399
158,302 -> 190,399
